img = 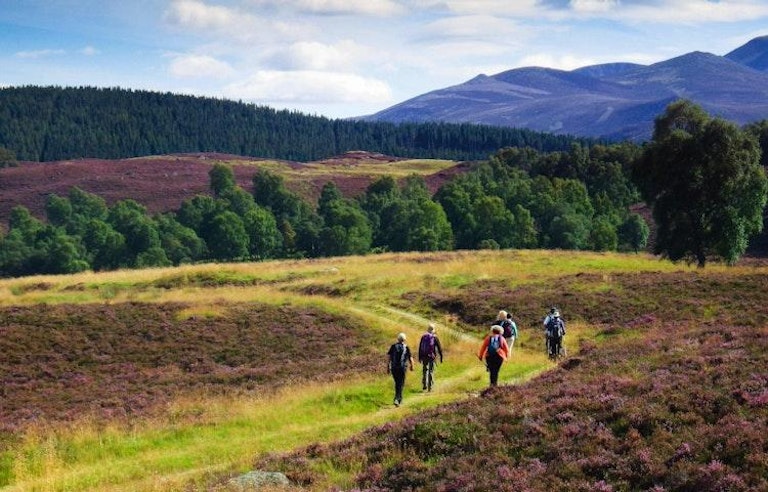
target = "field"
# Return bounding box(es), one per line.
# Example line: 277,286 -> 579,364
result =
1,250 -> 767,491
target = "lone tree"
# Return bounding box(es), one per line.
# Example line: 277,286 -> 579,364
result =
633,100 -> 768,267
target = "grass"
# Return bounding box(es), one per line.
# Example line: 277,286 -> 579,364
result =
2,249 -> 762,491
3,349 -> 553,491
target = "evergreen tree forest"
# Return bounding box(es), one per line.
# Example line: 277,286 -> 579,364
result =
0,86 -> 594,163
0,144 -> 651,278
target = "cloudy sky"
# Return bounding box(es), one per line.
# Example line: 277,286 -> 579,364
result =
2,0 -> 768,119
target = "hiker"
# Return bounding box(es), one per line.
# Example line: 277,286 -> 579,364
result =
543,306 -> 557,328
545,309 -> 566,360
387,332 -> 414,406
499,310 -> 518,352
477,325 -> 509,387
502,311 -> 517,355
418,323 -> 444,392
543,306 -> 558,354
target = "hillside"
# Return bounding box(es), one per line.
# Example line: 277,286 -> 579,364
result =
0,251 -> 766,491
0,151 -> 468,228
363,36 -> 768,141
258,269 -> 768,490
0,86 -> 591,163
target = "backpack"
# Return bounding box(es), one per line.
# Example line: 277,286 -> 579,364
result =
546,317 -> 565,338
391,342 -> 408,370
419,333 -> 436,361
500,320 -> 513,338
488,334 -> 501,355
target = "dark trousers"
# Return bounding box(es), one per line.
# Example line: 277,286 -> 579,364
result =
392,368 -> 406,402
421,360 -> 435,390
486,353 -> 503,386
548,336 -> 562,358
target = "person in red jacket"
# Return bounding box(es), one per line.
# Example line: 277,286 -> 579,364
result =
477,325 -> 509,387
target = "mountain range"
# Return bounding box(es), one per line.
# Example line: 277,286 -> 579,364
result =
362,36 -> 768,141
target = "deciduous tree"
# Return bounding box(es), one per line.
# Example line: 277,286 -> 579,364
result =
633,100 -> 768,266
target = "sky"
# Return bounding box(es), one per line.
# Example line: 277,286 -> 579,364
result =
2,0 -> 768,119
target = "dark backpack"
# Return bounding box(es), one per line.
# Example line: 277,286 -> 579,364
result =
500,320 -> 513,338
391,343 -> 408,370
419,333 -> 436,361
546,317 -> 565,338
488,334 -> 501,355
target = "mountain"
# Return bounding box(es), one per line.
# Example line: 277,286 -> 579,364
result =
725,35 -> 768,71
363,37 -> 768,141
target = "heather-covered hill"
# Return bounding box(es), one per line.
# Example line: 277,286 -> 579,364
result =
0,301 -> 385,431
0,151 -> 467,228
253,269 -> 768,491
1,251 -> 767,491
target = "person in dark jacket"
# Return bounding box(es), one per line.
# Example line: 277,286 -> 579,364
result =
387,332 -> 414,406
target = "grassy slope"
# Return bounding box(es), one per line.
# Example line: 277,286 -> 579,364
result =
1,250 -> 764,491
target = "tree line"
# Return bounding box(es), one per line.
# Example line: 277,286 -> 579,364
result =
0,86 -> 594,163
0,99 -> 765,276
0,138 -> 653,277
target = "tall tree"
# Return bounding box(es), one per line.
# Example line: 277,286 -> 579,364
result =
633,100 -> 768,266
317,182 -> 372,256
209,163 -> 237,198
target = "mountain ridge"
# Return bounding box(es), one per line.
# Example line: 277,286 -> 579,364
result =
363,37 -> 768,141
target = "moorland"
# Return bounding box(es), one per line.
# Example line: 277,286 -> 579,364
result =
1,249 -> 766,491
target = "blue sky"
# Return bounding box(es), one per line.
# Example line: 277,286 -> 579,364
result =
2,0 -> 768,119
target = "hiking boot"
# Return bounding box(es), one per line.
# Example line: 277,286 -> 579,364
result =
393,399 -> 400,407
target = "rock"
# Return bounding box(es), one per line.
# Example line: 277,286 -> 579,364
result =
228,471 -> 290,490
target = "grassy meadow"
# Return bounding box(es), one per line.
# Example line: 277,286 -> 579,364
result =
1,250 -> 766,491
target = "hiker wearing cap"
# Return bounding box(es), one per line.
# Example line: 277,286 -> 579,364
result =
387,332 -> 414,407
477,325 -> 509,387
418,323 -> 443,392
545,309 -> 566,360
497,310 -> 518,352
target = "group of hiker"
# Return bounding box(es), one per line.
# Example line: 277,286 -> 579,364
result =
386,307 -> 566,406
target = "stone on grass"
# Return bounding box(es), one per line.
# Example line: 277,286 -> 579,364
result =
228,470 -> 290,490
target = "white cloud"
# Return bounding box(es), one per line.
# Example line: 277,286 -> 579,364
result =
80,46 -> 99,56
249,0 -> 406,16
272,40 -> 372,71
169,54 -> 235,79
164,0 -> 237,29
518,53 -> 600,71
15,49 -> 66,59
164,0 -> 306,44
223,70 -> 392,104
427,0 -> 541,16
554,0 -> 768,23
421,15 -> 521,41
570,0 -> 619,14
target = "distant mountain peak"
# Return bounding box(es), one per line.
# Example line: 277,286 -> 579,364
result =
725,35 -> 768,71
363,36 -> 768,142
